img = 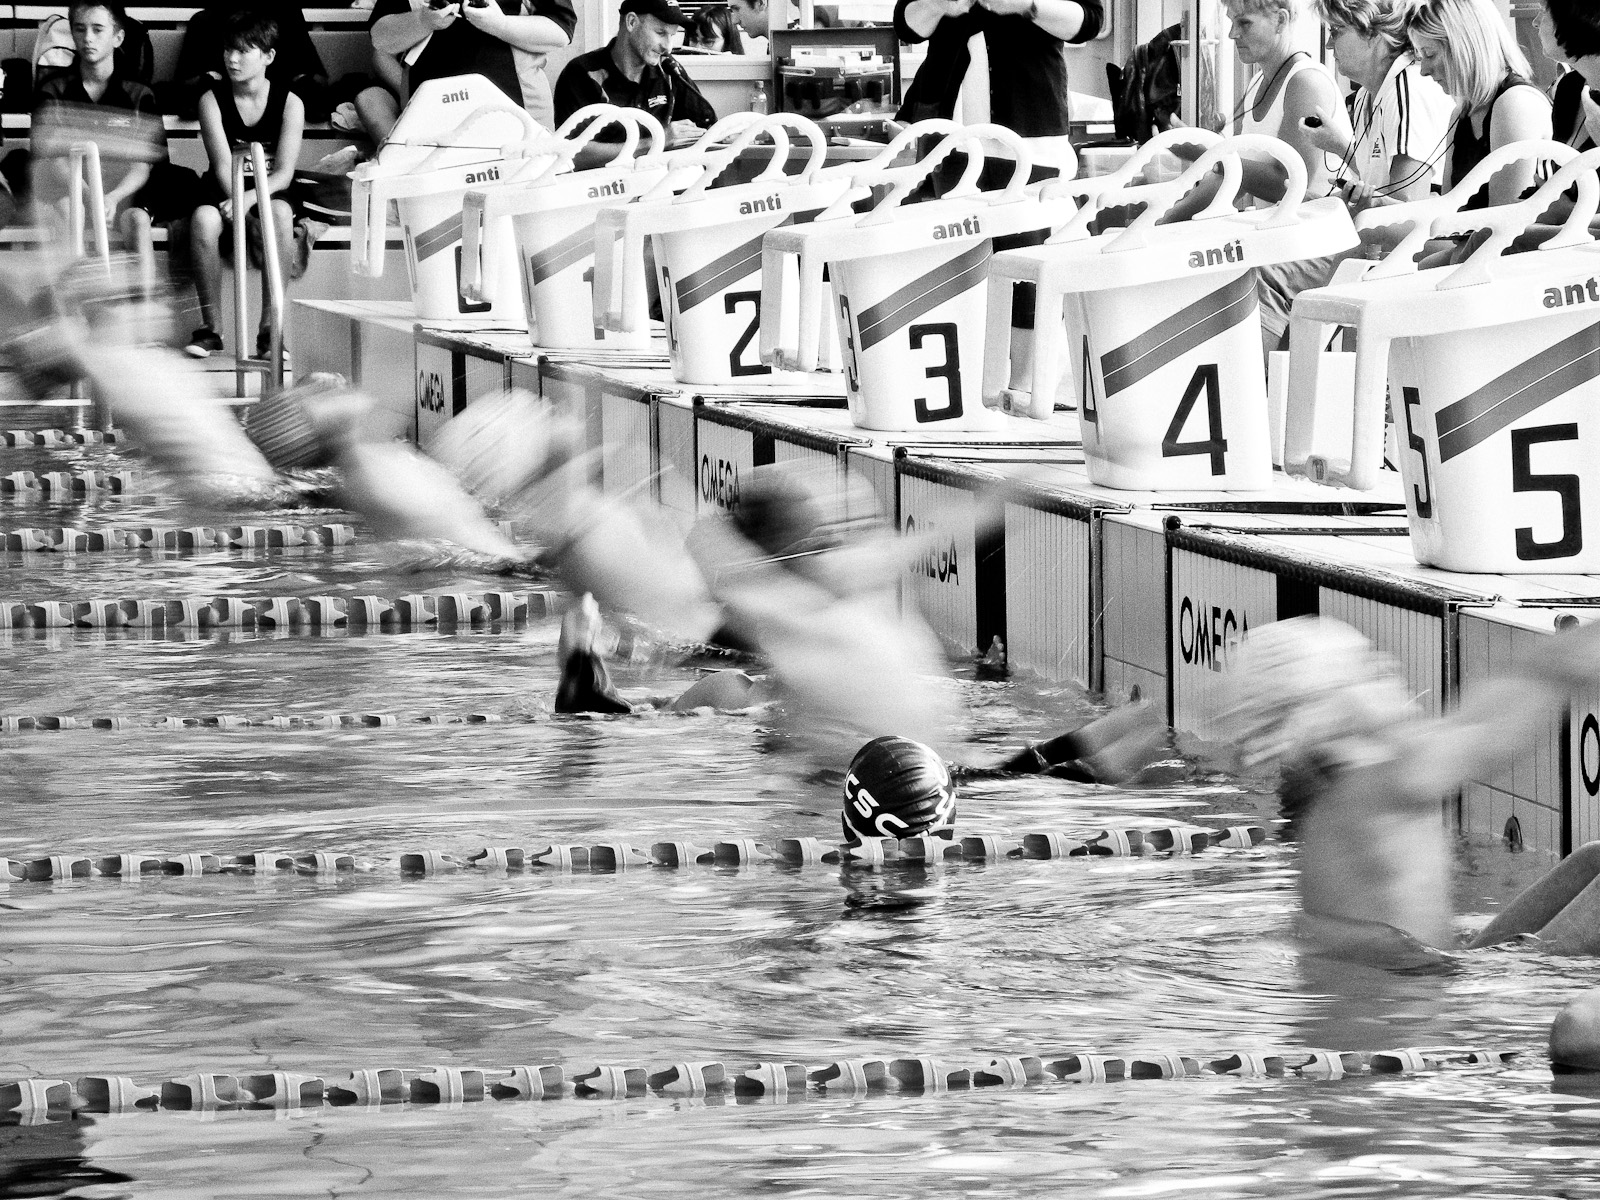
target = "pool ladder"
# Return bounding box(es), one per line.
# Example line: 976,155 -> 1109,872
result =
61,142 -> 286,413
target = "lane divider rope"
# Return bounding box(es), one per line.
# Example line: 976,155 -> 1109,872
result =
0,588 -> 565,631
1,429 -> 121,448
0,825 -> 1270,883
0,1046 -> 1522,1119
1,469 -> 143,497
1,522 -> 356,553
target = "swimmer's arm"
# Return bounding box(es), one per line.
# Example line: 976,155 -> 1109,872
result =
1392,620 -> 1600,801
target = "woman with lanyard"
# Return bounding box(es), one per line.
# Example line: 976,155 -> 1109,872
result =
1409,0 -> 1549,210
1299,0 -> 1454,208
1165,0 -> 1352,354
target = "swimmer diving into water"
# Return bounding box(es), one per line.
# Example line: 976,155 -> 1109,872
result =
0,255 -> 524,559
1222,616 -> 1600,966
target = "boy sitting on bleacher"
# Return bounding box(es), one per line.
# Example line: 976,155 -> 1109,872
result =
183,9 -> 304,362
29,1 -> 185,254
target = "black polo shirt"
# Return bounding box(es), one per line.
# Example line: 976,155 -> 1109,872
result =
553,43 -> 716,133
893,0 -> 1104,138
32,67 -> 168,190
370,0 -> 578,115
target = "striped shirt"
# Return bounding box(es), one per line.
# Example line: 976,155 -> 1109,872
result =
1347,53 -> 1453,191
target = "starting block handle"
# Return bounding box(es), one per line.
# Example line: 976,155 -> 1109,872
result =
963,122 -> 1035,203
734,111 -> 828,183
1225,133 -> 1310,229
859,124 -> 988,225
459,187 -> 494,306
759,238 -> 829,371
680,118 -> 794,199
1038,125 -> 1222,204
1045,134 -> 1225,245
548,104 -> 665,182
1437,143 -> 1600,291
1282,309 -> 1388,491
1108,138 -> 1244,249
413,104 -> 538,174
1358,139 -> 1578,281
643,112 -> 774,202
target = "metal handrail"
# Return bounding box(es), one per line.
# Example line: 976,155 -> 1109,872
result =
231,143 -> 286,396
66,141 -> 111,269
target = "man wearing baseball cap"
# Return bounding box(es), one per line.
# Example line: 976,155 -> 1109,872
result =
554,0 -> 717,159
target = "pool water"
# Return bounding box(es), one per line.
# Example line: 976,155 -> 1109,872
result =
5,427 -> 1600,1198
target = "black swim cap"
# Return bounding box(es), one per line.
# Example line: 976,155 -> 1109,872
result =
245,374 -> 353,471
841,736 -> 957,844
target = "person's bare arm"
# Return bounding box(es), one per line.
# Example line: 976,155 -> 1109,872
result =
267,92 -> 305,195
1391,618 -> 1600,804
372,4 -> 456,56
974,0 -> 1089,41
461,1 -> 571,51
901,0 -> 973,39
197,90 -> 234,197
1484,86 -> 1552,207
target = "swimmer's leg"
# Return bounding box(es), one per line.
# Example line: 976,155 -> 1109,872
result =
555,594 -> 632,715
1468,841 -> 1600,950
995,700 -> 1167,783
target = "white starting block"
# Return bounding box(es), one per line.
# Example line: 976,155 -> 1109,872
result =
458,104 -> 672,350
758,122 -> 1082,431
983,135 -> 1355,490
1283,139 -> 1583,491
593,112 -> 863,384
350,75 -> 542,325
981,127 -> 1225,421
1285,142 -> 1600,572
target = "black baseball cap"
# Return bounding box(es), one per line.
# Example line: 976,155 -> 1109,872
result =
620,0 -> 692,24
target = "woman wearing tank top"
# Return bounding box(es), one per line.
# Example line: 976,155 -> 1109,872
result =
1165,0 -> 1353,354
184,9 -> 304,362
1168,0 -> 1350,207
1409,0 -> 1550,211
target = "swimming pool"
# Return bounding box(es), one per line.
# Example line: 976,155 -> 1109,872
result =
4,418 -> 1600,1198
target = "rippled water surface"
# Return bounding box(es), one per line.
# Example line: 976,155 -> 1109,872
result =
4,433 -> 1600,1197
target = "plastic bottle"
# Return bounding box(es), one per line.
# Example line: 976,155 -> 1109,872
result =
750,81 -> 769,116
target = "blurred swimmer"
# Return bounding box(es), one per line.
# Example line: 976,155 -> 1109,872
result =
0,256 -> 521,558
438,393 -> 957,756
1222,615 -> 1600,966
837,709 -> 1168,844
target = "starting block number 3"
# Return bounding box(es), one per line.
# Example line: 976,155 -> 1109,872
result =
838,297 -> 965,424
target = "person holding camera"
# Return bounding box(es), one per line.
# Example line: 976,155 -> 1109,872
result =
369,0 -> 578,130
553,0 -> 716,161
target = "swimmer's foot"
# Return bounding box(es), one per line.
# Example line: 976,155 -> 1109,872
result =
556,594 -> 632,715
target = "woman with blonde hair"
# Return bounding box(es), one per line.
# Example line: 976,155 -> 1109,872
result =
1300,0 -> 1454,205
1410,0 -> 1550,208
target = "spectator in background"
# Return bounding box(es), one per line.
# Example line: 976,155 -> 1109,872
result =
167,1 -> 329,121
728,0 -> 771,52
1542,0 -> 1600,151
554,0 -> 716,161
894,0 -> 1103,176
30,0 -> 189,250
369,0 -> 577,132
183,9 -> 303,362
1409,0 -> 1550,209
1300,0 -> 1454,206
685,6 -> 744,53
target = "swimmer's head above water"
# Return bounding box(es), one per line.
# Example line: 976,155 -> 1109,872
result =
1220,617 -> 1418,772
841,736 -> 957,844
